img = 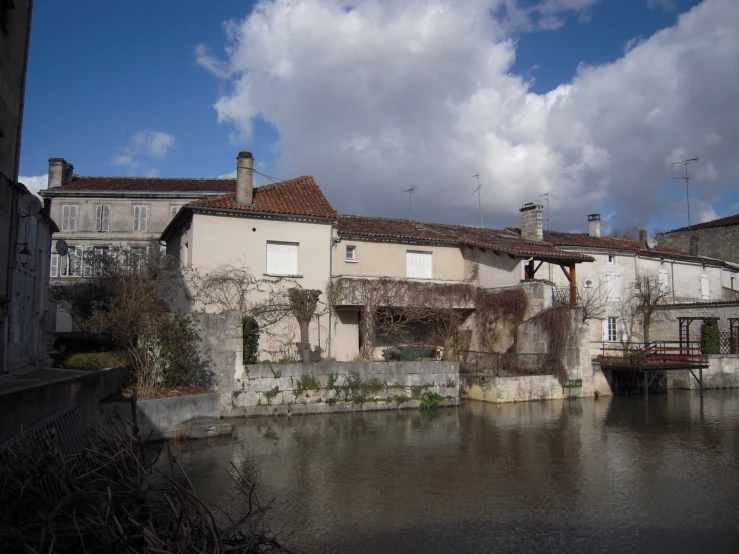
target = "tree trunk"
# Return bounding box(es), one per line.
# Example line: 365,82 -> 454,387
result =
643,317 -> 650,344
298,318 -> 312,363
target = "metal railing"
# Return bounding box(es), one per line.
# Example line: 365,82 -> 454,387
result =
459,351 -> 553,377
552,286 -> 571,306
596,341 -> 708,370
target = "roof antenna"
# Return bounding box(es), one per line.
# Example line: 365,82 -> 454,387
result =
401,186 -> 417,218
539,192 -> 550,231
472,174 -> 482,228
672,157 -> 698,226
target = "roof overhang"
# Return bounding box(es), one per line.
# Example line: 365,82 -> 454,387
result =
39,190 -> 227,199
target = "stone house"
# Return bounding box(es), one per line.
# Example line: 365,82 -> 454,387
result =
524,209 -> 738,346
330,209 -> 592,361
1,0 -> 58,372
160,152 -> 338,362
657,214 -> 739,289
39,157 -> 235,333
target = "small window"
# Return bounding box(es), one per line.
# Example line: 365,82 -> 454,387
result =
133,205 -> 148,232
658,269 -> 669,295
606,317 -> 618,342
170,205 -> 181,220
96,205 -> 111,232
607,254 -> 615,263
407,251 -> 432,279
61,205 -> 78,232
266,242 -> 299,276
345,245 -> 356,261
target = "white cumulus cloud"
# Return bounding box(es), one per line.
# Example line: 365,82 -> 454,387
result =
112,130 -> 176,174
199,0 -> 739,230
18,174 -> 48,199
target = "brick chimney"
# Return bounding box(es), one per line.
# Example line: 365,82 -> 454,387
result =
588,213 -> 601,237
520,203 -> 543,241
236,151 -> 254,206
47,158 -> 74,188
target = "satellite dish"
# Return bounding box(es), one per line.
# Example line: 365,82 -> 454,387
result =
18,193 -> 42,217
56,240 -> 69,256
646,236 -> 656,249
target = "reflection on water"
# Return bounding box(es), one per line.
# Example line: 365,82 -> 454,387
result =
174,391 -> 739,553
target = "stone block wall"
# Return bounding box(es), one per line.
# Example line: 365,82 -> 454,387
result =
650,301 -> 739,340
225,360 -> 459,417
657,225 -> 739,264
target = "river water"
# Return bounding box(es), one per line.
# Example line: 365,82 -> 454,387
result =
174,391 -> 739,553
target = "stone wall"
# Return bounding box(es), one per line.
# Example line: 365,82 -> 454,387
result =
657,225 -> 739,265
650,301 -> 739,340
225,360 -> 459,417
666,355 -> 739,390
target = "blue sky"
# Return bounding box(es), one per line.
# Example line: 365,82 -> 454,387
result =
19,0 -> 739,235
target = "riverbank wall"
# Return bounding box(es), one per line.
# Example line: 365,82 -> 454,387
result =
223,361 -> 460,417
667,355 -> 739,390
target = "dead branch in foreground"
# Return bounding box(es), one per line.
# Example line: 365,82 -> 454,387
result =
0,403 -> 288,553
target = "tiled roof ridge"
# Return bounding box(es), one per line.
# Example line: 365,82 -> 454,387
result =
663,213 -> 739,233
65,175 -> 236,181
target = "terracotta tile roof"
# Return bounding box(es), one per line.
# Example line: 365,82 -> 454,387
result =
541,230 -> 730,266
662,213 -> 739,233
45,176 -> 235,193
188,176 -> 337,219
339,216 -> 594,263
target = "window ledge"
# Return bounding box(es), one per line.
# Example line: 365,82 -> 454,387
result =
263,273 -> 303,279
344,259 -> 359,263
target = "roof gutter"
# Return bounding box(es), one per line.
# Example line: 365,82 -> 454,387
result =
39,190 -> 227,199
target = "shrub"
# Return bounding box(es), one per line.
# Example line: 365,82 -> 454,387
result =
242,316 -> 260,364
419,391 -> 443,411
151,314 -> 214,389
59,351 -> 129,371
701,321 -> 720,355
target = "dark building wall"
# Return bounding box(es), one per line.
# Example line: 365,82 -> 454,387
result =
657,226 -> 739,265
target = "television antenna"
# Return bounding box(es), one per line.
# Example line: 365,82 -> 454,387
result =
401,186 -> 417,216
472,174 -> 482,228
539,192 -> 550,231
672,157 -> 698,226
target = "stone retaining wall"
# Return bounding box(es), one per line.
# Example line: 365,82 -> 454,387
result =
224,360 -> 460,417
667,355 -> 739,390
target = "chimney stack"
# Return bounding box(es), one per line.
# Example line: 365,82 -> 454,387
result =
520,203 -> 543,241
639,229 -> 648,250
48,158 -> 74,188
588,214 -> 601,238
236,151 -> 254,206
689,235 -> 699,256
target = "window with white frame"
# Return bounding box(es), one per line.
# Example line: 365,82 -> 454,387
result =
607,254 -> 615,263
170,205 -> 181,220
606,273 -> 621,301
658,268 -> 669,295
266,242 -> 298,276
61,205 -> 78,231
701,273 -> 710,300
95,205 -> 111,232
133,205 -> 148,232
406,251 -> 432,279
604,317 -> 619,342
57,246 -> 84,278
345,245 -> 356,261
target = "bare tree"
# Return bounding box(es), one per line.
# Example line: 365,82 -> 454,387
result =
631,272 -> 671,343
578,275 -> 607,323
609,227 -> 640,241
288,288 -> 322,362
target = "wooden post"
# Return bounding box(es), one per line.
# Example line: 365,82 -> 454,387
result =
569,264 -> 577,306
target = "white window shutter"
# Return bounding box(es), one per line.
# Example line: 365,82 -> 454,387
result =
50,253 -> 59,277
658,269 -> 669,295
407,251 -> 432,279
62,207 -> 70,231
601,319 -> 608,342
96,205 -> 102,231
102,205 -> 110,231
267,243 -> 298,275
701,274 -> 710,299
70,206 -> 77,231
620,319 -> 628,342
171,206 -> 179,219
140,207 -> 148,232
